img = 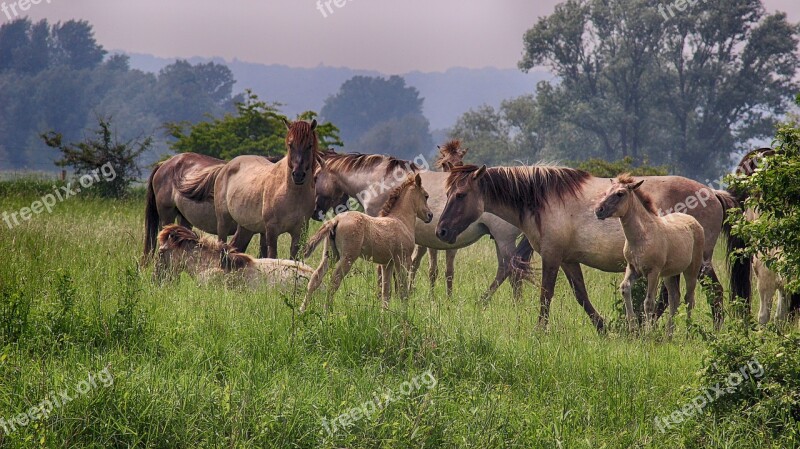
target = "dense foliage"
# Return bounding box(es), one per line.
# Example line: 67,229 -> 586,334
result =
451,0 -> 799,179
321,76 -> 434,159
166,91 -> 343,160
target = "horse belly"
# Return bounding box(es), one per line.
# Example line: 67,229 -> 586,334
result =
174,196 -> 226,234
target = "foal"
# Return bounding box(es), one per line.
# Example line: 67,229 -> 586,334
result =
301,174 -> 433,312
595,175 -> 705,334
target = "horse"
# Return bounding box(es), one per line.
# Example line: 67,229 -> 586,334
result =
301,174 -> 433,312
408,139 -> 470,296
436,164 -> 737,332
731,147 -> 799,323
595,175 -> 705,334
155,224 -> 314,289
143,153 -> 281,262
313,150 -> 525,302
179,119 -> 323,259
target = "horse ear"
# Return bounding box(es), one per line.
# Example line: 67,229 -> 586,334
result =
461,148 -> 469,156
282,118 -> 291,130
631,180 -> 645,190
414,173 -> 422,187
472,165 -> 487,180
310,119 -> 317,130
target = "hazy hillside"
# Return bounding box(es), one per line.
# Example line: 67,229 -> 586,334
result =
125,53 -> 551,130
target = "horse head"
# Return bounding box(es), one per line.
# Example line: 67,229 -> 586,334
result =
436,165 -> 487,244
284,118 -> 320,186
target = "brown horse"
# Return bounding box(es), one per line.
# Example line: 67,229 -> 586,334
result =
596,175 -> 705,334
143,153 -> 282,262
436,164 -> 737,332
409,139 -> 470,296
155,224 -> 313,289
179,120 -> 323,259
313,150 -> 525,302
301,174 -> 433,312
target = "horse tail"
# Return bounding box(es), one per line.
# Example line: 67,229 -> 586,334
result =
143,163 -> 162,262
510,237 -> 535,282
717,189 -> 751,305
304,220 -> 337,259
177,164 -> 225,202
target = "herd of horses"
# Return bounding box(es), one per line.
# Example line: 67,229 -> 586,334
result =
142,119 -> 797,333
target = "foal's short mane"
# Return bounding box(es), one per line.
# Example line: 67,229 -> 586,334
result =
446,164 -> 591,224
435,139 -> 465,171
158,224 -> 254,271
322,150 -> 419,176
616,173 -> 657,215
378,177 -> 416,217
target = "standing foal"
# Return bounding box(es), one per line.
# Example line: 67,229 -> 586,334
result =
301,174 -> 433,312
595,175 -> 705,334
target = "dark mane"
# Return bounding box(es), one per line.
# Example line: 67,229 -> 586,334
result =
435,139 -> 465,171
446,164 -> 591,225
157,224 -> 254,271
322,150 -> 419,176
736,147 -> 776,176
616,174 -> 657,215
378,177 -> 416,217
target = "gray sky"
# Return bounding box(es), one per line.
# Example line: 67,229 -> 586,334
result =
15,0 -> 800,73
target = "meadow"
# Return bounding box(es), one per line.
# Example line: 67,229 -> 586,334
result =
0,179 -> 788,448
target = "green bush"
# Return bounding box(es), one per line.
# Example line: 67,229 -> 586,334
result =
573,156 -> 669,177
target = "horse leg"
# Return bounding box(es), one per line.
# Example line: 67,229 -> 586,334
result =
230,226 -> 255,253
408,245 -> 426,290
381,261 -> 395,309
428,248 -> 439,289
327,256 -> 355,311
665,275 -> 681,337
300,241 -> 333,313
537,258 -> 562,329
560,262 -> 605,331
397,257 -> 411,302
289,228 -> 302,260
480,238 -> 513,303
756,268 -> 778,325
259,234 -> 268,258
643,271 -> 661,329
774,288 -> 788,322
619,265 -> 639,331
263,228 -> 279,259
445,250 -> 456,298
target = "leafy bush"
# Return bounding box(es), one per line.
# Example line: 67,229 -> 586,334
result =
573,156 -> 669,177
42,117 -> 150,198
0,280 -> 32,345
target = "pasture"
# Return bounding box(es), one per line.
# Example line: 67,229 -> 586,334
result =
0,180 -> 777,448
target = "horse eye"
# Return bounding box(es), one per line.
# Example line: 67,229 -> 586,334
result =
616,192 -> 624,197
456,193 -> 466,199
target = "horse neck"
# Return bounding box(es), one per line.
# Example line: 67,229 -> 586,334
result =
481,196 -> 524,229
336,162 -> 394,213
618,194 -> 659,245
383,189 -> 419,231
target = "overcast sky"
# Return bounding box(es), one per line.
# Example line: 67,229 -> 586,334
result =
15,0 -> 800,73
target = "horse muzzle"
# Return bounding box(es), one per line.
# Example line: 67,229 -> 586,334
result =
424,212 -> 433,224
594,207 -> 608,220
436,226 -> 457,244
292,172 -> 307,185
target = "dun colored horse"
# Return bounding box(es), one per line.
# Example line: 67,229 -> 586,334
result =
409,140 -> 470,296
436,164 -> 737,332
313,150 -> 525,301
595,175 -> 704,334
179,120 -> 323,258
301,174 -> 433,312
155,224 -> 314,289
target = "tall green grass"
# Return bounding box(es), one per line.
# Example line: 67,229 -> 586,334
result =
0,184 -> 790,448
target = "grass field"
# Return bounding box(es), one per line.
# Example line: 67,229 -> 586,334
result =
0,182 -> 790,448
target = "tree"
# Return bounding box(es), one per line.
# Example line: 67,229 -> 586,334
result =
152,60 -> 237,124
356,113 -> 434,160
167,90 -> 342,160
728,95 -> 800,292
520,0 -> 800,179
42,117 -> 150,198
321,75 -> 429,146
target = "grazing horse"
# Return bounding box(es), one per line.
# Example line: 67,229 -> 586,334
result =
179,120 -> 323,259
301,174 -> 433,312
730,148 -> 799,323
313,150 -> 525,301
595,175 -> 705,334
436,164 -> 737,332
409,140 -> 470,296
155,224 -> 314,289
